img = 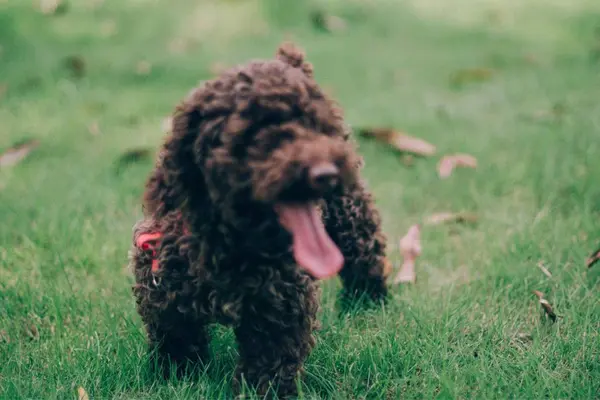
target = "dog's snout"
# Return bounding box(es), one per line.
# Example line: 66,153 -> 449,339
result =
308,163 -> 340,194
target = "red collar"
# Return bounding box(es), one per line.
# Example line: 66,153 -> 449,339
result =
136,232 -> 164,273
136,222 -> 190,273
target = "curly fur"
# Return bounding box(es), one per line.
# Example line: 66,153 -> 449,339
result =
129,42 -> 389,398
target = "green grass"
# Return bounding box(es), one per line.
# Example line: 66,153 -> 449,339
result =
1,0 -> 599,398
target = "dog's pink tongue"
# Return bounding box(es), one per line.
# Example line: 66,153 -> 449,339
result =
277,204 -> 344,279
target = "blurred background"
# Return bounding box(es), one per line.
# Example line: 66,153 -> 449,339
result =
1,0 -> 599,399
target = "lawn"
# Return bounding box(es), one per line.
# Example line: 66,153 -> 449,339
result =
1,0 -> 599,398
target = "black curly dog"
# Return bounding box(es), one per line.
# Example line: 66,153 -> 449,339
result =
128,42 -> 389,398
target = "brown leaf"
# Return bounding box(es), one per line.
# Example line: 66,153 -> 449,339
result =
115,148 -> 152,171
161,117 -> 173,133
39,0 -> 68,15
135,61 -> 152,76
536,261 -> 552,278
209,62 -> 229,76
586,247 -> 600,268
529,102 -> 567,121
310,10 -> 347,33
23,324 -> 39,340
0,83 -> 7,99
100,19 -> 117,37
532,290 -> 558,323
167,38 -> 197,55
424,212 -> 478,226
87,121 -> 101,136
393,224 -> 421,284
0,139 -> 40,168
437,153 -> 478,178
358,128 -> 436,156
77,387 -> 90,400
450,67 -> 495,87
64,55 -> 86,79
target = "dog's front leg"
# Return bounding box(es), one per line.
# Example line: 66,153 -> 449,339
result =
323,179 -> 389,304
131,230 -> 210,378
232,279 -> 319,399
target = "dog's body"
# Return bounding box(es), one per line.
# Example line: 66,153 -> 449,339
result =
129,42 -> 388,398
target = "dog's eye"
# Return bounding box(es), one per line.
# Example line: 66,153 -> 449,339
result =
261,130 -> 295,153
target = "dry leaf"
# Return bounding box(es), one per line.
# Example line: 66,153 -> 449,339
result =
161,117 -> 172,133
393,224 -> 421,284
114,147 -> 153,173
310,10 -> 347,33
536,261 -> 552,278
437,153 -> 477,178
450,67 -> 495,87
0,83 -> 7,99
0,139 -> 40,168
77,386 -> 90,400
100,19 -> 117,37
532,290 -> 558,323
39,0 -> 68,15
116,148 -> 152,165
358,128 -> 436,156
23,324 -> 39,340
424,212 -> 478,226
88,121 -> 101,136
529,102 -> 567,121
586,247 -> 600,268
64,55 -> 86,79
168,38 -> 192,55
135,60 -> 152,76
209,62 -> 229,76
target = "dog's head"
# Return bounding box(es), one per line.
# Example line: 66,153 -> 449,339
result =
145,42 -> 361,278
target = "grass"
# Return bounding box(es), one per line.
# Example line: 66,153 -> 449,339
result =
1,0 -> 599,398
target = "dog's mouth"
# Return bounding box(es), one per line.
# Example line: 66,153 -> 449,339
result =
275,202 -> 343,279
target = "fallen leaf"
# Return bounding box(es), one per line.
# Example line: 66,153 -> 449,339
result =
532,290 -> 558,323
0,83 -> 7,99
310,10 -> 347,33
88,121 -> 101,136
39,0 -> 68,15
586,246 -> 600,268
161,117 -> 172,133
523,53 -> 539,65
114,147 -> 153,173
0,139 -> 40,168
100,19 -> 117,37
424,212 -> 478,226
23,323 -> 39,340
449,67 -> 494,87
536,261 -> 552,278
437,153 -> 477,178
64,55 -> 86,79
167,38 -> 195,55
135,60 -> 152,76
0,330 -> 9,343
358,128 -> 436,156
209,62 -> 229,76
514,332 -> 533,343
77,386 -> 89,400
393,224 -> 421,284
528,102 -> 567,121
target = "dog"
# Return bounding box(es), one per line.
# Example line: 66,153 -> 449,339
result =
129,41 -> 389,398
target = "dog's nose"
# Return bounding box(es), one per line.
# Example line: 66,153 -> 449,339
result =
309,163 -> 340,194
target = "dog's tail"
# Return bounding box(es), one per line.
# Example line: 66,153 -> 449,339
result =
276,41 -> 314,78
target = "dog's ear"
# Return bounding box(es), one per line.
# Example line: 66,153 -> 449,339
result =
276,41 -> 314,78
143,98 -> 212,227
